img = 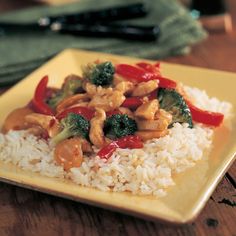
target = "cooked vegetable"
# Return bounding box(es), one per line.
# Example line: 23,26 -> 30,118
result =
32,76 -> 54,115
48,75 -> 82,109
97,135 -> 143,159
116,63 -> 177,89
82,61 -> 115,86
106,109 -> 122,117
104,114 -> 137,139
54,137 -> 83,171
122,97 -> 143,109
136,62 -> 161,75
116,64 -> 155,82
156,76 -> 177,89
51,113 -> 90,145
136,62 -> 177,89
56,106 -> 95,121
97,141 -> 118,160
157,88 -> 193,128
185,99 -> 224,127
148,89 -> 158,100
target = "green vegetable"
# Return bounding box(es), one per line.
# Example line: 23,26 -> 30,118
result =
48,75 -> 82,109
82,61 -> 115,86
157,88 -> 193,128
104,114 -> 138,139
51,113 -> 90,145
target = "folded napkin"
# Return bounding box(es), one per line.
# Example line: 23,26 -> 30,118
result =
0,0 -> 207,86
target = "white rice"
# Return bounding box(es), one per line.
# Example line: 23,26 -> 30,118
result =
0,86 -> 233,197
184,86 -> 233,120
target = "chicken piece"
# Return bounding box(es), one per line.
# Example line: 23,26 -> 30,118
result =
115,81 -> 134,95
56,93 -> 89,113
134,99 -> 159,120
136,119 -> 166,131
132,80 -> 158,97
69,102 -> 89,108
89,108 -> 106,148
54,137 -> 83,171
118,107 -> 134,119
137,109 -> 172,131
113,74 -> 125,85
25,113 -> 60,138
83,82 -> 97,96
135,130 -> 168,141
155,109 -> 172,125
89,90 -> 125,112
2,106 -> 34,133
84,82 -> 113,97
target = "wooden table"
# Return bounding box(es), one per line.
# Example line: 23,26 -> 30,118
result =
0,1 -> 235,235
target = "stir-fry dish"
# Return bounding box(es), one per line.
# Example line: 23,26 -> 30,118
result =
2,61 -> 226,172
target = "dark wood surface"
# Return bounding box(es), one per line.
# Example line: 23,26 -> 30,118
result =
0,1 -> 236,236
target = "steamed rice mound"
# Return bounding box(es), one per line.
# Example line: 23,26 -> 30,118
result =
0,86 -> 232,197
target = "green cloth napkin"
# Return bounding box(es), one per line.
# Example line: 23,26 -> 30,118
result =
0,0 -> 207,86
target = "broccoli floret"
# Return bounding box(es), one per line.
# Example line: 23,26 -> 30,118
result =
48,75 -> 82,109
104,114 -> 137,139
82,61 -> 115,86
52,113 -> 90,145
157,88 -> 193,128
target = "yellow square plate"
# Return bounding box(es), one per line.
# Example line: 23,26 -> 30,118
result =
0,49 -> 235,224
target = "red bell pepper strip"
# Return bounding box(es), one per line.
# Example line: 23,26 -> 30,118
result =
122,90 -> 157,109
157,76 -> 177,89
106,109 -> 122,117
147,89 -> 158,100
97,135 -> 143,159
185,100 -> 224,127
136,62 -> 177,89
116,135 -> 143,149
56,106 -> 95,120
32,76 -> 54,115
154,61 -> 160,68
121,97 -> 143,109
116,63 -> 177,89
116,64 -> 156,82
137,61 -> 160,69
97,142 -> 118,160
136,62 -> 161,75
